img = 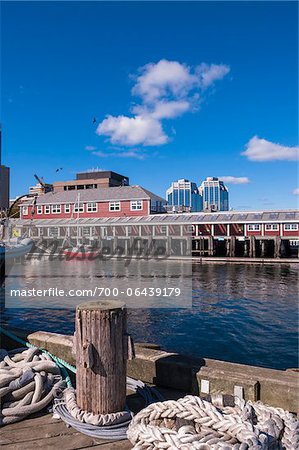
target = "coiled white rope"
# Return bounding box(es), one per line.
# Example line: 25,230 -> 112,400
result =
0,347 -> 65,425
127,394 -> 299,449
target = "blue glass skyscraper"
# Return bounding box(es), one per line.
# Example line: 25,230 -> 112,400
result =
199,177 -> 229,211
166,179 -> 203,212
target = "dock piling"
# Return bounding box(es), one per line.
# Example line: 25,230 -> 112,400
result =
75,300 -> 127,415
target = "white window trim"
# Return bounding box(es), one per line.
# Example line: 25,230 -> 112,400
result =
265,224 -> 279,231
36,205 -> 43,215
248,224 -> 260,231
284,223 -> 298,231
44,205 -> 50,214
86,202 -> 98,213
51,204 -> 61,214
64,204 -> 71,213
74,203 -> 85,213
22,206 -> 28,215
130,200 -> 143,211
109,201 -> 121,212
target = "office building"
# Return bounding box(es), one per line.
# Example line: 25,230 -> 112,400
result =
0,128 -> 10,210
0,165 -> 10,210
166,179 -> 202,212
199,177 -> 229,212
53,170 -> 129,193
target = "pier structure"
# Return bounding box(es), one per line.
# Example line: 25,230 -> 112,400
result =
11,209 -> 299,259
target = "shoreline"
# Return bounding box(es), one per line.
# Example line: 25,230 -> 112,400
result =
24,253 -> 299,264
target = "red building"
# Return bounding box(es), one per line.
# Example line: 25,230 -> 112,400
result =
21,185 -> 165,220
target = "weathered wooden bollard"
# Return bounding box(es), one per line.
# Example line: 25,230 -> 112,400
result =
75,300 -> 127,415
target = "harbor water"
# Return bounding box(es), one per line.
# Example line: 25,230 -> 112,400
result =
1,259 -> 298,370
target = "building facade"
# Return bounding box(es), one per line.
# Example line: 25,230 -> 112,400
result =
199,177 -> 229,212
53,170 -> 129,193
0,128 -> 10,211
14,209 -> 299,258
21,185 -> 165,220
166,179 -> 203,212
0,165 -> 10,210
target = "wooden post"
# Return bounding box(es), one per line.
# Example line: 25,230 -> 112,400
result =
226,238 -> 230,257
274,237 -> 281,258
208,236 -> 214,256
75,300 -> 127,415
244,240 -> 249,257
230,236 -> 236,257
249,236 -> 256,258
261,240 -> 266,258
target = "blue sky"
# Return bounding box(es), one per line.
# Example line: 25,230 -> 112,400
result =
1,1 -> 298,209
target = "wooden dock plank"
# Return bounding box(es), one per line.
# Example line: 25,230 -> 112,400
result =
0,413 -> 60,431
0,413 -> 132,449
1,420 -> 76,444
1,432 -> 96,450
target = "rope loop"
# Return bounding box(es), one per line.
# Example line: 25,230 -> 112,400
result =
127,395 -> 299,450
0,347 -> 65,426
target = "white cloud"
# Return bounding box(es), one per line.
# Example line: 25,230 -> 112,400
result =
85,145 -> 97,151
242,136 -> 299,161
219,176 -> 250,184
93,149 -> 146,160
96,115 -> 168,146
132,100 -> 191,120
97,59 -> 230,147
293,188 -> 299,195
151,100 -> 191,119
196,63 -> 230,88
132,59 -> 198,102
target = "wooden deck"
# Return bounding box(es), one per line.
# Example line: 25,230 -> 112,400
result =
0,411 -> 132,450
0,388 -> 183,450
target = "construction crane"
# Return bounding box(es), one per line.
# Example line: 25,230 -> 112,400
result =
34,174 -> 53,194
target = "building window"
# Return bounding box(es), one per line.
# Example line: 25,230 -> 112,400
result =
64,204 -> 70,213
284,223 -> 298,231
248,224 -> 260,231
22,206 -> 28,215
87,202 -> 97,213
265,224 -> 279,231
74,203 -> 84,213
44,205 -> 50,214
37,205 -> 43,215
109,202 -> 121,211
161,225 -> 167,234
131,200 -> 143,211
51,204 -> 61,214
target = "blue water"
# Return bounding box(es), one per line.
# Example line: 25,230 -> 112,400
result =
1,260 -> 298,370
